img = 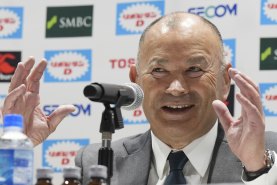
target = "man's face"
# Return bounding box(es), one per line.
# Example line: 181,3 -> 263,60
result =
132,16 -> 230,146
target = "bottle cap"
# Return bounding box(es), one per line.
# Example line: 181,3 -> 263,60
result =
3,114 -> 23,128
88,165 -> 107,179
63,167 -> 81,179
37,167 -> 53,179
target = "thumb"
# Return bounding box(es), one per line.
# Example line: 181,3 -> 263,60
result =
212,100 -> 234,133
47,104 -> 75,132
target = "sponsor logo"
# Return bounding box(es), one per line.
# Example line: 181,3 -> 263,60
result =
0,7 -> 23,38
223,39 -> 236,68
0,51 -> 21,82
44,49 -> 92,82
188,3 -> 237,19
122,106 -> 148,124
261,0 -> 277,25
259,83 -> 277,116
42,139 -> 89,172
46,5 -> 93,37
260,38 -> 277,70
116,1 -> 164,35
43,104 -> 91,117
110,57 -> 136,69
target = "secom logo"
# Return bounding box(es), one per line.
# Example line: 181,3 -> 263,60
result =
259,83 -> 277,116
42,139 -> 89,172
188,4 -> 237,19
0,7 -> 23,38
44,49 -> 92,82
46,5 -> 93,37
261,0 -> 277,25
43,103 -> 91,117
116,1 -> 164,35
223,39 -> 236,68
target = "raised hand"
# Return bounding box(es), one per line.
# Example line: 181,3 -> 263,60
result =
2,57 -> 75,146
212,68 -> 266,172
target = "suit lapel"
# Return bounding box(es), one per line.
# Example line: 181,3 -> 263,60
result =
112,130 -> 152,185
208,124 -> 242,183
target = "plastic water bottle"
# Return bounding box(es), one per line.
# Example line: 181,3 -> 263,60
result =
0,114 -> 34,185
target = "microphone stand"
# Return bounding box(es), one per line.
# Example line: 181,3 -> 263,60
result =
97,90 -> 128,185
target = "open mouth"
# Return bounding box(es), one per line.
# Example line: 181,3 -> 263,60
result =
162,105 -> 194,113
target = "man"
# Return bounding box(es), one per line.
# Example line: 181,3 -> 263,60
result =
2,12 -> 277,185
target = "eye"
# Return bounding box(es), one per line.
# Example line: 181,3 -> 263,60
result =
186,66 -> 204,78
153,68 -> 165,72
188,66 -> 201,72
151,68 -> 168,78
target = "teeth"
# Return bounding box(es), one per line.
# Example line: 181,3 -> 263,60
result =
166,105 -> 190,109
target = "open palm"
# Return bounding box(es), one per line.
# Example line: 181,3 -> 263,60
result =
2,57 -> 75,146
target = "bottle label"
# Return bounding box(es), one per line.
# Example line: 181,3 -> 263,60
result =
0,149 -> 33,185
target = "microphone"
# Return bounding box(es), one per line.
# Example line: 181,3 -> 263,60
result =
83,82 -> 144,110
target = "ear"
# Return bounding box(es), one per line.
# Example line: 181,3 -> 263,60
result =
129,64 -> 138,83
221,63 -> 232,101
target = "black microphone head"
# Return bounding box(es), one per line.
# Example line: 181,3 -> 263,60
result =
122,83 -> 144,110
83,83 -> 103,100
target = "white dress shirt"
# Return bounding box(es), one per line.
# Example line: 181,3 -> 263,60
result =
147,122 -> 277,185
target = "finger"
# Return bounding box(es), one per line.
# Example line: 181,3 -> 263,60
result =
47,105 -> 76,132
3,84 -> 26,113
236,93 -> 265,129
241,107 -> 248,122
9,57 -> 35,92
212,100 -> 234,133
9,62 -> 24,92
229,68 -> 259,92
232,73 -> 259,98
24,94 -> 40,122
229,70 -> 263,113
26,59 -> 47,94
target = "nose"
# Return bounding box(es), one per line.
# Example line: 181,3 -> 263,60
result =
165,80 -> 189,96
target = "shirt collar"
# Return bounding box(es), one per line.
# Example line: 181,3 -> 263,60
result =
151,121 -> 218,179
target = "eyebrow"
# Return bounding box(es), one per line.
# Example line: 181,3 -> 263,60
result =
148,57 -> 168,67
146,55 -> 210,69
186,56 -> 209,66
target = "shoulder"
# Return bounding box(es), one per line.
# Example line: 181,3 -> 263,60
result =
75,131 -> 151,163
75,130 -> 151,184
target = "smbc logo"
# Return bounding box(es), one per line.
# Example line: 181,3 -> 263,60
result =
260,38 -> 277,70
188,4 -> 237,18
45,5 -> 93,38
261,47 -> 277,61
47,15 -> 92,29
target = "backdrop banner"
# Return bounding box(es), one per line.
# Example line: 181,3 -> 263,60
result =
0,0 -> 277,184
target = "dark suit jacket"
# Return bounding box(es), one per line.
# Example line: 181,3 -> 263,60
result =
75,125 -> 277,185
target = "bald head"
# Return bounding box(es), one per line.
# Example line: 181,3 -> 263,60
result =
137,12 -> 224,71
